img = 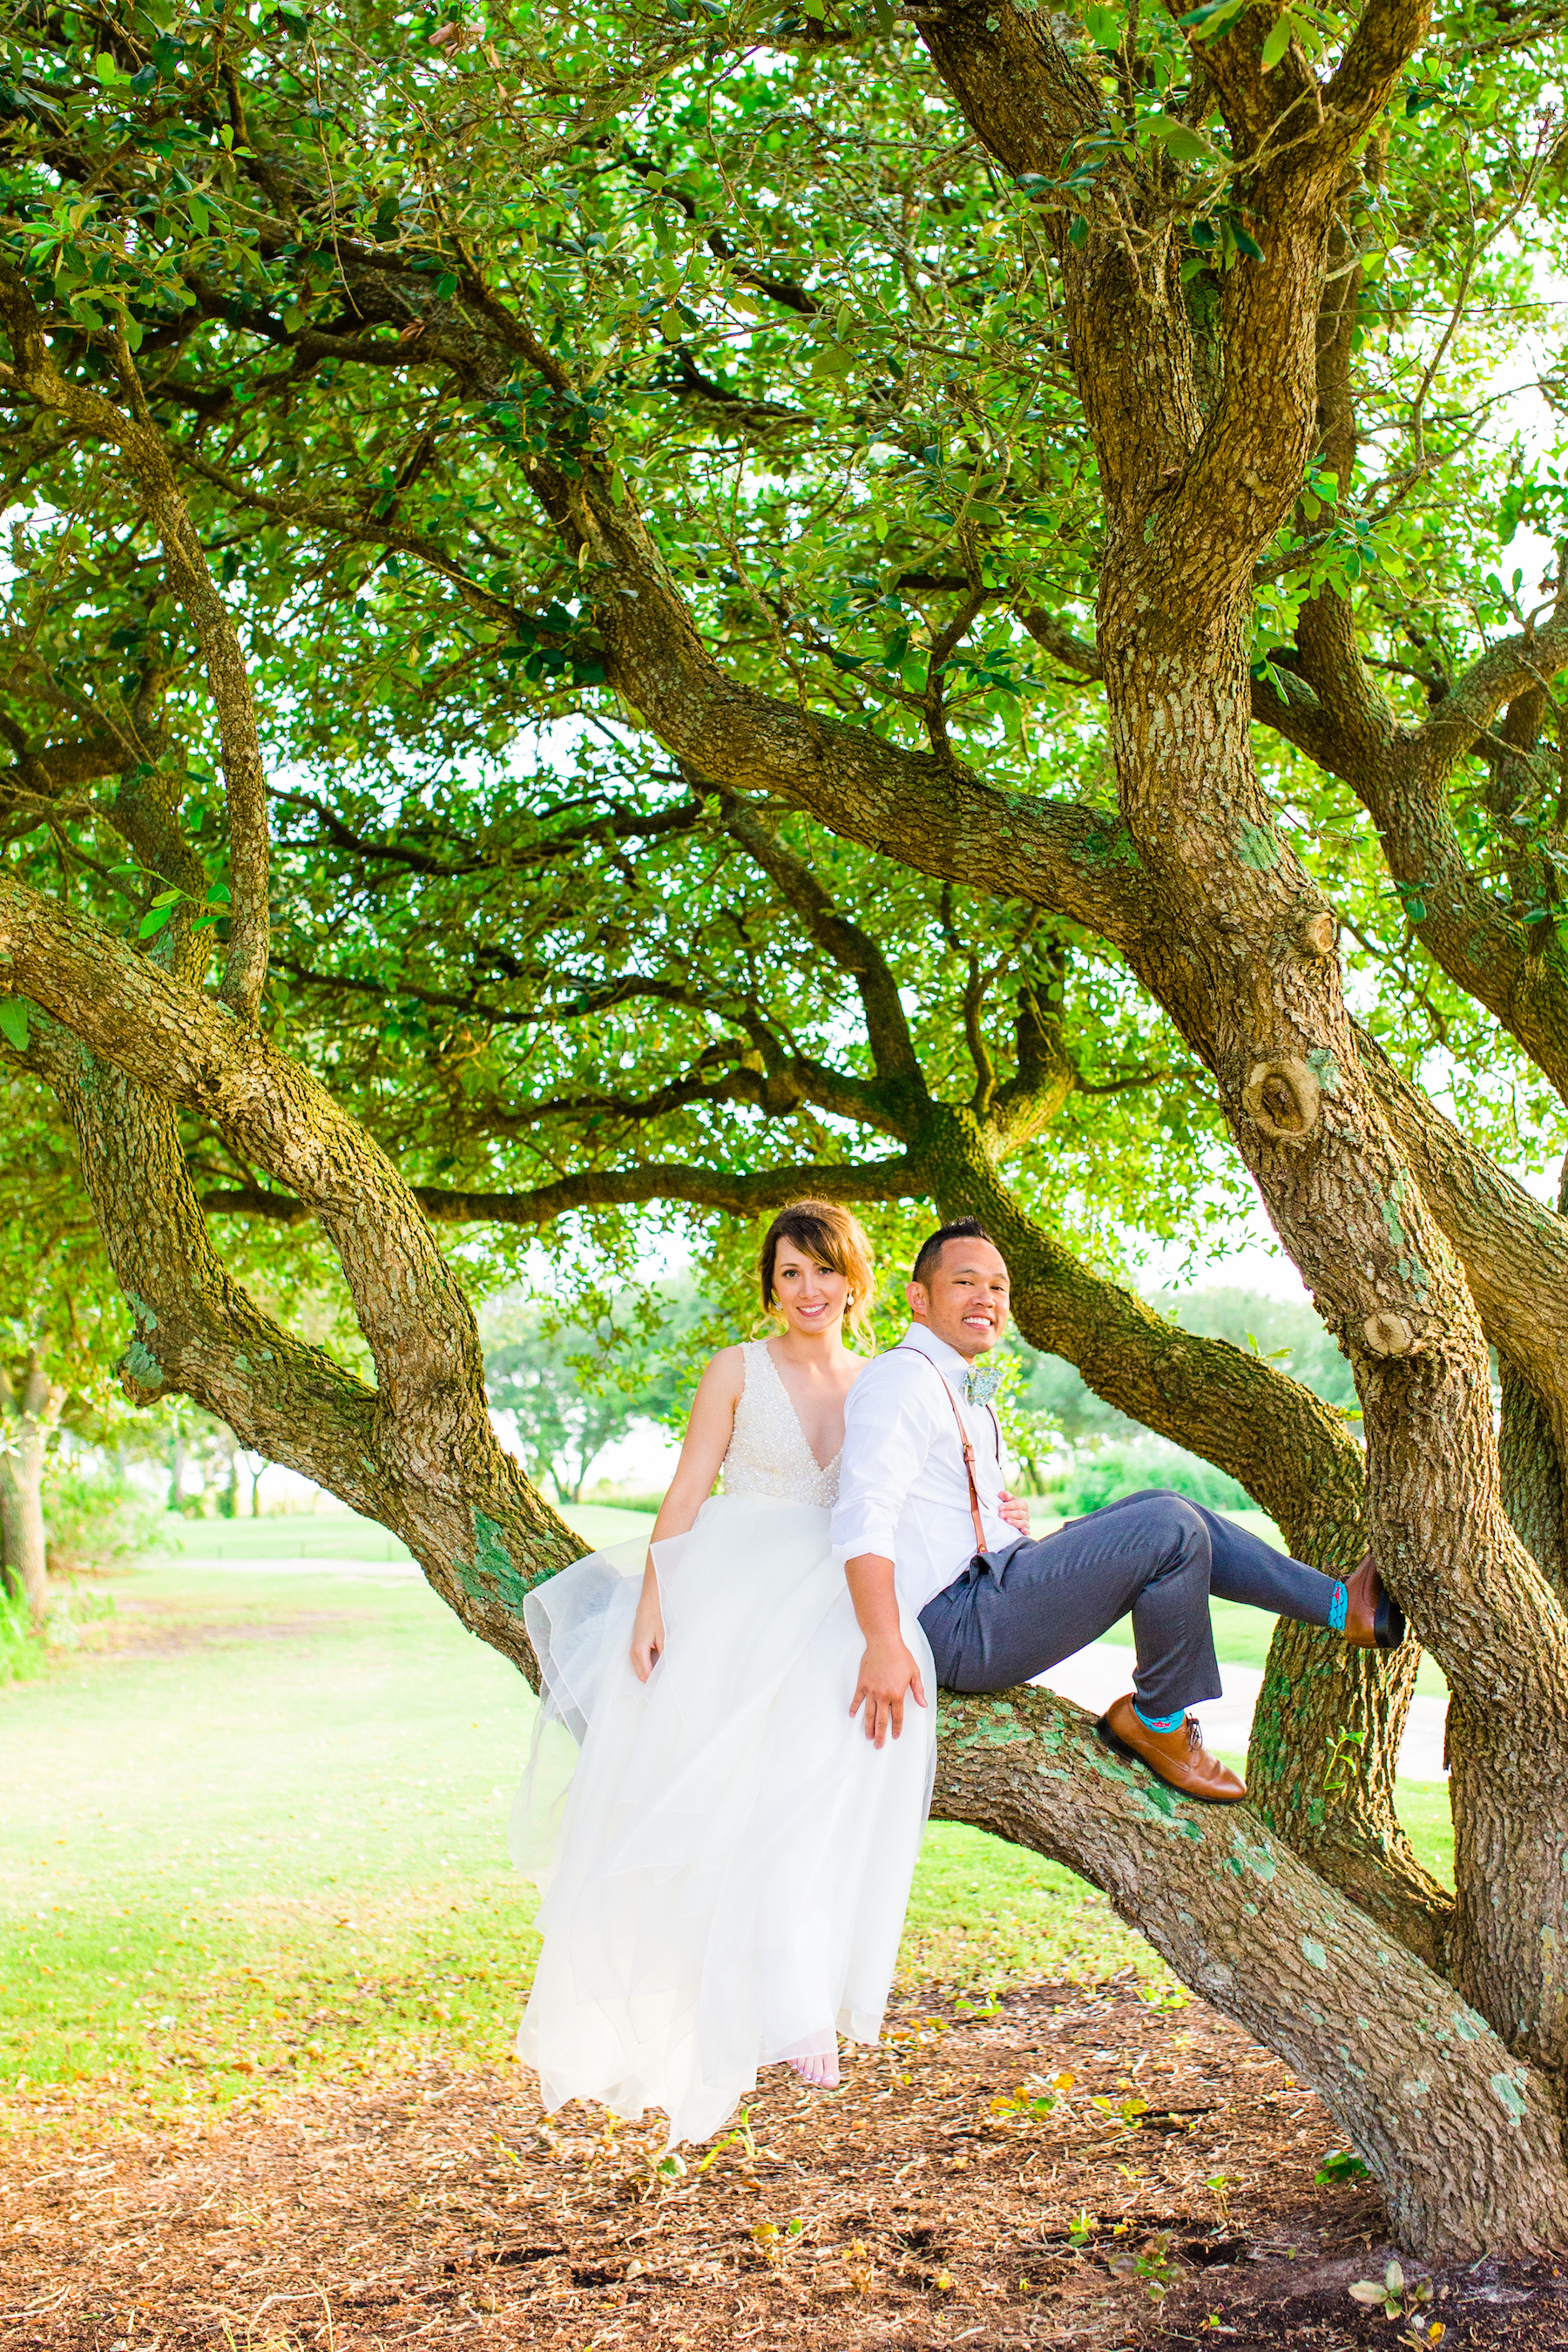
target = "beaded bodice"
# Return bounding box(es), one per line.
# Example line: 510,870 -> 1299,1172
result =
721,1341 -> 841,1508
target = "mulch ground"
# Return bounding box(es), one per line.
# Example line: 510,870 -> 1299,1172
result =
3,1978 -> 1565,2351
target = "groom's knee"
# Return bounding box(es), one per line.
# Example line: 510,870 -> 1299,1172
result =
1132,1490 -> 1211,1581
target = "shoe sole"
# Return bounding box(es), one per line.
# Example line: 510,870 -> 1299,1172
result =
1095,1716 -> 1247,1805
1376,1597 -> 1407,1649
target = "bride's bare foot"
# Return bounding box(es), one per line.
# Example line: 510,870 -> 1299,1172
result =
787,2049 -> 841,2090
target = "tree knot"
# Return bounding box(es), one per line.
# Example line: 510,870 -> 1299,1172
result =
1360,1310 -> 1423,1360
1242,1056 -> 1321,1151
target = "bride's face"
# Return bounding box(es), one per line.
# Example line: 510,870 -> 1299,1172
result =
771,1240 -> 850,1337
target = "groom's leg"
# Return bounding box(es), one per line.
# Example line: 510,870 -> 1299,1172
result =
1179,1498 -> 1346,1629
919,1490 -> 1224,1719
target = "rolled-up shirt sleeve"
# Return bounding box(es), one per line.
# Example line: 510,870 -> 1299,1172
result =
831,1365 -> 937,1565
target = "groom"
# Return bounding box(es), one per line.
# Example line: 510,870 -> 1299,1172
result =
832,1219 -> 1403,1802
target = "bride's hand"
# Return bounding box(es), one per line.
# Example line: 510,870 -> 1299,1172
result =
630,1600 -> 666,1682
998,1490 -> 1031,1536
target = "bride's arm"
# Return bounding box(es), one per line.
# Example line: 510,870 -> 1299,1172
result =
629,1348 -> 745,1681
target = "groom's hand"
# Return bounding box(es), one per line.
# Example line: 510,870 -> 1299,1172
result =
851,1639 -> 928,1748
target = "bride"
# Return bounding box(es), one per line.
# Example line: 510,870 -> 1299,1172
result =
516,1200 -> 937,2145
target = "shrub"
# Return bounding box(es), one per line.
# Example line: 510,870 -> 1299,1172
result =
44,1463 -> 166,1577
0,1585 -> 45,1684
1041,1438 -> 1251,1519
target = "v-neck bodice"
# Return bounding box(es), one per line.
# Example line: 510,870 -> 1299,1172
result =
720,1341 -> 842,1509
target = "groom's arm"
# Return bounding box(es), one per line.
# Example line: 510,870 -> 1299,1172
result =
846,1551 -> 926,1749
835,1370 -> 933,1749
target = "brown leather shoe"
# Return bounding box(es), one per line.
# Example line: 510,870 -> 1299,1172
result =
1097,1693 -> 1246,1804
1342,1552 -> 1406,1650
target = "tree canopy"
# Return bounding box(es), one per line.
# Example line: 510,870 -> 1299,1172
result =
7,0 -> 1568,2259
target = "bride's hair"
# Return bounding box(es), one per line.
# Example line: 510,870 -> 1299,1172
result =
759,1200 -> 876,1348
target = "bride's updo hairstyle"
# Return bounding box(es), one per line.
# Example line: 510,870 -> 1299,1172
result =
759,1200 -> 876,1349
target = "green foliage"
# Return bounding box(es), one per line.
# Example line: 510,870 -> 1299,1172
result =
1015,1286 -> 1359,1446
1153,1290 -> 1357,1412
44,1460 -> 166,1575
0,1585 -> 46,1685
1038,1436 -> 1252,1517
481,1284 -> 700,1499
3,0 -> 1567,1491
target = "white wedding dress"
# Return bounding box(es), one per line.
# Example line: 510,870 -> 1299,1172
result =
514,1340 -> 937,2144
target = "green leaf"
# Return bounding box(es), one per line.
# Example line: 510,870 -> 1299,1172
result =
435,272 -> 458,299
1145,117 -> 1215,166
138,903 -> 176,940
1177,0 -> 1248,34
0,1000 -> 29,1053
1260,12 -> 1293,68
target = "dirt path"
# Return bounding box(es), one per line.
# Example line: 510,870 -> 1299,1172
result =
3,1981 -> 1563,2349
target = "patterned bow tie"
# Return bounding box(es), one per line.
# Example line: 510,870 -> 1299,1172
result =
961,1357 -> 1004,1409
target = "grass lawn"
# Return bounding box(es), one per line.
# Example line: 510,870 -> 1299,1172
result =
1,1506 -> 1452,2126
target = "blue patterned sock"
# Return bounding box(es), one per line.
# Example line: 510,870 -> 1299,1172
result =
1328,1580 -> 1348,1634
1133,1703 -> 1186,1734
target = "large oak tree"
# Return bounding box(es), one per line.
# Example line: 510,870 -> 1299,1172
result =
5,0 -> 1568,2254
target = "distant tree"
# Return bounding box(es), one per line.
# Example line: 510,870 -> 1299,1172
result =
482,1287 -> 700,1504
0,1346 -> 63,1623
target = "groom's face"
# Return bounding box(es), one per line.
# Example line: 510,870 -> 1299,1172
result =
907,1240 -> 1011,1360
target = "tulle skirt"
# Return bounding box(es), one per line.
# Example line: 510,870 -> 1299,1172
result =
512,1490 -> 937,2145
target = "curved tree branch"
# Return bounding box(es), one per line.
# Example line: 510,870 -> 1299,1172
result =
0,264 -> 271,1021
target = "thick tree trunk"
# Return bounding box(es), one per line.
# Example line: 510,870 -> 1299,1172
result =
0,1354 -> 61,1625
1498,1359 -> 1568,1598
1094,597 -> 1568,2086
0,1416 -> 49,1624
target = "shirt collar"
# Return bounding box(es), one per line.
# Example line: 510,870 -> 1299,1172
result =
897,1321 -> 973,1384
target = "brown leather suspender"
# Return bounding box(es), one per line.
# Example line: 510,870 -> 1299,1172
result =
898,1346 -> 988,1556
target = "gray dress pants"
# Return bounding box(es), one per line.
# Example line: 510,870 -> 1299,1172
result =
917,1488 -> 1342,1720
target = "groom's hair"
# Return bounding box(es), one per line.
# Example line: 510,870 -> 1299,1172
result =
911,1218 -> 999,1290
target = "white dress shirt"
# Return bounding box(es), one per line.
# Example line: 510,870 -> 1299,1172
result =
832,1324 -> 1016,1619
